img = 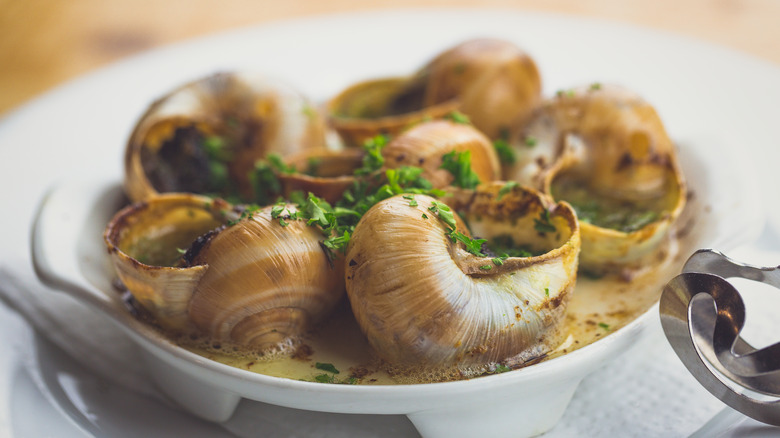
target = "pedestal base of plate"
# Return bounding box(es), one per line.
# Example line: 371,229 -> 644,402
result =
406,382 -> 578,438
140,349 -> 241,422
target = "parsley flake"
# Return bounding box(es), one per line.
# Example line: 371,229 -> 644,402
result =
450,230 -> 486,257
493,138 -> 516,164
534,210 -> 556,234
491,364 -> 512,374
439,150 -> 481,189
315,362 -> 340,374
497,181 -> 519,200
445,111 -> 471,124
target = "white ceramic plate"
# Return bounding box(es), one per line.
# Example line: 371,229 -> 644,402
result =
3,8 -> 780,438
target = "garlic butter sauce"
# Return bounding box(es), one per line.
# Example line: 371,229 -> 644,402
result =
182,215 -> 697,385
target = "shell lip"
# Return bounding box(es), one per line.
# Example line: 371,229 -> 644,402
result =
327,76 -> 460,127
543,156 -> 686,238
103,192 -> 231,269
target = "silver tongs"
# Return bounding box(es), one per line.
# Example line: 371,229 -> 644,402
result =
660,249 -> 780,426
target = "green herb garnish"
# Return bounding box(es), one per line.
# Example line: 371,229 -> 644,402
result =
497,181 -> 519,200
534,210 -> 556,234
315,362 -> 340,374
314,374 -> 335,383
445,111 -> 471,124
428,201 -> 457,229
493,138 -> 516,164
491,364 -> 512,374
439,150 -> 481,189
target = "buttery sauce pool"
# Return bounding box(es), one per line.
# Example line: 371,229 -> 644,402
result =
181,228 -> 691,385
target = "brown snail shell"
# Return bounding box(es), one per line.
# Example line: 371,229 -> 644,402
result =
381,119 -> 501,188
326,77 -> 458,148
412,38 -> 543,140
124,72 -> 327,203
104,193 -> 344,352
509,84 -> 686,275
344,183 -> 580,371
326,38 -> 542,147
277,148 -> 365,204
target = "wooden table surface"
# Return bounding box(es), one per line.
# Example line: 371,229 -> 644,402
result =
1,0 -> 778,116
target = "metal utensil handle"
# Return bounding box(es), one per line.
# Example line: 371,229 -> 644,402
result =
682,249 -> 780,379
660,272 -> 780,426
683,248 -> 780,288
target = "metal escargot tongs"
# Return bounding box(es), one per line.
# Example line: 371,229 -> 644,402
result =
660,249 -> 780,426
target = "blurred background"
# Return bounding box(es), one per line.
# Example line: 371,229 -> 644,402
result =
1,0 -> 778,116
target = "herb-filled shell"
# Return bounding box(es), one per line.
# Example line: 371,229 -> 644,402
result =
104,194 -> 344,353
509,85 -> 686,275
124,72 -> 326,203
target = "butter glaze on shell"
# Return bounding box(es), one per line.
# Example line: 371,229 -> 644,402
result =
344,184 -> 579,371
124,72 -> 326,203
104,194 -> 344,353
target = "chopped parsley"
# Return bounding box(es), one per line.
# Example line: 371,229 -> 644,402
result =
534,210 -> 556,234
315,362 -> 340,374
449,230 -> 486,256
490,364 -> 512,374
485,234 -> 535,258
492,138 -> 516,164
355,134 -> 387,175
480,264 -> 493,270
248,160 -> 282,205
598,322 -> 610,330
445,111 -> 471,124
524,136 -> 538,147
227,204 -> 261,226
428,201 -> 457,229
314,374 -> 336,383
492,254 -> 508,266
497,181 -> 518,200
439,150 -> 481,189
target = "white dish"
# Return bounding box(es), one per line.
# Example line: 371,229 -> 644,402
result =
30,95 -> 761,438
2,8 -> 779,438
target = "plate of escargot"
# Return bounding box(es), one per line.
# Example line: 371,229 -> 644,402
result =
30,34 -> 761,438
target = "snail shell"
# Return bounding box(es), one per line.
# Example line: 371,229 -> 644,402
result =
326,38 -> 541,147
344,183 -> 580,371
124,72 -> 327,203
277,148 -> 365,204
326,77 -> 459,148
413,38 -> 542,139
381,119 -> 501,188
509,84 -> 686,275
104,194 -> 344,352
